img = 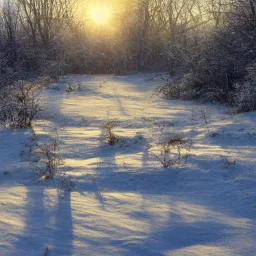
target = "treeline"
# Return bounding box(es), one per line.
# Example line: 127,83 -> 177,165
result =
0,0 -> 256,111
161,0 -> 256,112
0,0 -> 232,78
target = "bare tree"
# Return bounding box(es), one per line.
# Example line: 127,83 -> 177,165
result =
18,0 -> 79,48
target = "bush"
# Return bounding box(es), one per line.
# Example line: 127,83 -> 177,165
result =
233,65 -> 256,112
0,53 -> 17,88
58,173 -> 75,199
65,81 -> 82,93
0,81 -> 41,128
101,119 -> 120,145
159,77 -> 200,100
34,129 -> 63,179
162,1 -> 256,109
148,134 -> 192,168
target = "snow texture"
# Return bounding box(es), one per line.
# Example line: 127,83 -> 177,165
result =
0,73 -> 255,256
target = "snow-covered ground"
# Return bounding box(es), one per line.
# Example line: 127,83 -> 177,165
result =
0,74 -> 255,256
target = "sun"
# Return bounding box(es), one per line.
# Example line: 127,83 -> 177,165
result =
91,8 -> 110,24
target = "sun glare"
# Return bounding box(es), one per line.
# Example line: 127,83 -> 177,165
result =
91,8 -> 110,24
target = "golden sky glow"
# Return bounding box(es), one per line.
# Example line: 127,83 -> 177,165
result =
90,7 -> 111,24
76,0 -> 130,37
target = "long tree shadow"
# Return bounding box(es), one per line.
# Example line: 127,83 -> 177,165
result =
120,212 -> 234,255
9,128 -> 74,256
52,192 -> 74,255
10,183 -> 74,256
10,185 -> 51,255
